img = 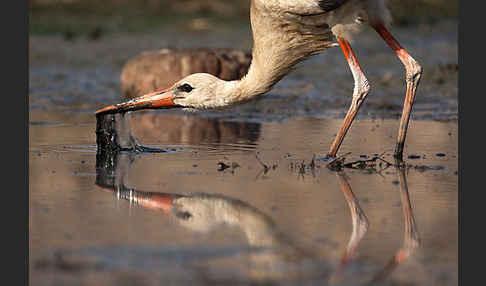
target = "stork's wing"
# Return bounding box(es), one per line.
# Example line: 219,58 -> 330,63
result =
318,0 -> 350,12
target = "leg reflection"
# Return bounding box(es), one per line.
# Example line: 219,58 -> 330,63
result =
337,172 -> 370,266
368,161 -> 420,284
330,171 -> 369,282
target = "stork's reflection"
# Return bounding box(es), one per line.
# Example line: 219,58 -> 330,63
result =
95,153 -> 420,284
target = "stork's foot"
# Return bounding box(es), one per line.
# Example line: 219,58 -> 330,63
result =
393,149 -> 404,161
319,154 -> 336,162
393,157 -> 407,168
391,150 -> 407,167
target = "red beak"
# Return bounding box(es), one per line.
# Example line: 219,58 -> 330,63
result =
138,193 -> 177,214
96,87 -> 180,116
96,185 -> 178,215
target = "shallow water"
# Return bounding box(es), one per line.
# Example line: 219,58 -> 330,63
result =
30,110 -> 457,286
30,21 -> 457,286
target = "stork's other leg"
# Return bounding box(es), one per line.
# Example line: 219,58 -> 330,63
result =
372,23 -> 423,160
328,38 -> 370,158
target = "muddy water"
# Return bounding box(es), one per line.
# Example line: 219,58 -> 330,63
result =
30,21 -> 457,286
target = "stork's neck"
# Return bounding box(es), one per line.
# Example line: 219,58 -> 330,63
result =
227,1 -> 335,103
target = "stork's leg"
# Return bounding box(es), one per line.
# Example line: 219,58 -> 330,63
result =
328,38 -> 370,158
372,23 -> 423,160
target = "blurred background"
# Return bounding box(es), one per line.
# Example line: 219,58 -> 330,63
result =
30,0 -> 457,36
29,0 -> 251,37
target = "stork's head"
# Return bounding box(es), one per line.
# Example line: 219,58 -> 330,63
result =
96,73 -> 235,115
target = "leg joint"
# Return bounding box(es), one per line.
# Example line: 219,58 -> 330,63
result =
405,58 -> 423,83
361,79 -> 371,96
352,78 -> 371,104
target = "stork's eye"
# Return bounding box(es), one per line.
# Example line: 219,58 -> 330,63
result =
178,83 -> 194,93
174,211 -> 192,220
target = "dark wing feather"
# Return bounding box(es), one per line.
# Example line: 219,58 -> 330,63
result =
318,0 -> 350,12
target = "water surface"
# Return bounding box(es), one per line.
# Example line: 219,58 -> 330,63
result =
30,110 -> 457,286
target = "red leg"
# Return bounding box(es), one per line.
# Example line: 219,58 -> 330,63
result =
373,23 -> 423,160
369,163 -> 420,283
328,37 -> 370,158
336,172 -> 369,270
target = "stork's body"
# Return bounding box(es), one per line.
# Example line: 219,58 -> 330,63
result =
97,0 -> 422,160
